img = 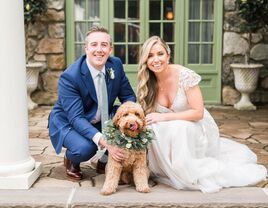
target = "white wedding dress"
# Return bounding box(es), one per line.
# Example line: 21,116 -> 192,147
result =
148,67 -> 267,193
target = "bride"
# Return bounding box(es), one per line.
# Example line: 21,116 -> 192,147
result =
137,36 -> 267,193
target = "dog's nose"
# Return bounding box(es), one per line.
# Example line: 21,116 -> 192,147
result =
129,122 -> 138,131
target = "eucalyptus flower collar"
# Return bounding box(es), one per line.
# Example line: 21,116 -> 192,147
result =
103,120 -> 154,150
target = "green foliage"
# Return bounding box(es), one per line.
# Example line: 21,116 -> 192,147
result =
24,0 -> 47,25
235,0 -> 268,33
103,120 -> 154,150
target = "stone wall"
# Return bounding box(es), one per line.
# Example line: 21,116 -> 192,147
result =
27,0 -> 65,105
27,0 -> 268,106
223,0 -> 268,105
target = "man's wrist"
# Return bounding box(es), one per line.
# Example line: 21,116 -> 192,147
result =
98,137 -> 107,149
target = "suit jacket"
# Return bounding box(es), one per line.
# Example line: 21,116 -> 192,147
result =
48,55 -> 136,154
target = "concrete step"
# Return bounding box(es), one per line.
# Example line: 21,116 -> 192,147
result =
1,185 -> 268,208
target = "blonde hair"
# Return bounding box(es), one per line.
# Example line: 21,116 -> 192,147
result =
137,36 -> 171,113
85,25 -> 112,46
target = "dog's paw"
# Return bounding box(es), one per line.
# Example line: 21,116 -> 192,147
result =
100,187 -> 116,196
136,185 -> 150,193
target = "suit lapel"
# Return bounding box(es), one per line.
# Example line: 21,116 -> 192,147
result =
81,59 -> 98,103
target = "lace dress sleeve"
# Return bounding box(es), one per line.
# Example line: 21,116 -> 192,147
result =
180,67 -> 201,90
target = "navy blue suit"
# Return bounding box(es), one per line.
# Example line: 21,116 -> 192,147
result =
48,55 -> 136,164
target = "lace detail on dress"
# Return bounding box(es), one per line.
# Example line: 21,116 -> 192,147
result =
180,67 -> 201,90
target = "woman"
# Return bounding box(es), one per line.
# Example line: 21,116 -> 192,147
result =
137,36 -> 267,193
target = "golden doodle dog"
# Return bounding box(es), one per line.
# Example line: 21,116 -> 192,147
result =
100,101 -> 153,195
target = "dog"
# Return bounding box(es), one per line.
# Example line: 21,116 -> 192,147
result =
100,101 -> 151,195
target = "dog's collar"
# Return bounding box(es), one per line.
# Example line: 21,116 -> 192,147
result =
103,120 -> 154,150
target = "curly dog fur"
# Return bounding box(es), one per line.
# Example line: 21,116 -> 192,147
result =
100,101 -> 150,195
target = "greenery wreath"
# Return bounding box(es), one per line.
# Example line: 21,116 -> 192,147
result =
103,120 -> 154,150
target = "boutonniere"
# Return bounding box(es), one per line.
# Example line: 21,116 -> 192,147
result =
108,68 -> 115,80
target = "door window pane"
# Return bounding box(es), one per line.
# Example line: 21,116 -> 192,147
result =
149,23 -> 161,37
150,0 -> 161,20
74,0 -> 86,20
75,44 -> 84,58
188,44 -> 200,64
75,22 -> 87,42
128,45 -> 139,64
164,0 -> 174,20
128,23 -> 140,42
189,22 -> 200,42
114,23 -> 126,42
114,0 -> 125,19
114,45 -> 126,64
163,23 -> 174,42
189,0 -> 200,20
128,0 -> 139,19
202,22 -> 213,42
201,44 -> 212,63
87,0 -> 100,20
202,0 -> 214,20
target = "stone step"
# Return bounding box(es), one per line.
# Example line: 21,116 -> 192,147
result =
1,186 -> 268,208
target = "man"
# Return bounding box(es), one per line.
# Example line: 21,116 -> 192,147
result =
48,26 -> 136,180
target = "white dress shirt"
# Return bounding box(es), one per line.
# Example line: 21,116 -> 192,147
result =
86,59 -> 106,147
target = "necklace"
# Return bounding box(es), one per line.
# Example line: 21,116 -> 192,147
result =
158,83 -> 168,92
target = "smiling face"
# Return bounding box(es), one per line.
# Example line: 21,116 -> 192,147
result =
85,31 -> 112,70
113,101 -> 145,138
146,43 -> 170,74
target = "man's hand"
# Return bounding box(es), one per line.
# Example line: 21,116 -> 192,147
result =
106,144 -> 125,162
98,137 -> 125,162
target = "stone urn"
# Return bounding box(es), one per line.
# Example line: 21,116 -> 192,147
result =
26,62 -> 43,110
230,63 -> 263,110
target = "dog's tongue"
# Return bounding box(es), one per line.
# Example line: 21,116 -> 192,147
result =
130,122 -> 138,131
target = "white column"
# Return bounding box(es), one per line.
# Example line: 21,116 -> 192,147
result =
0,1 -> 42,189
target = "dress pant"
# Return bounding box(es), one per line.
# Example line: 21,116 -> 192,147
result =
63,124 -> 100,166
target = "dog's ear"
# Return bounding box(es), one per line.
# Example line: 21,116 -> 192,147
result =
112,110 -> 120,127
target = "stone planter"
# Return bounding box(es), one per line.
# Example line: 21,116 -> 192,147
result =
26,62 -> 43,110
230,63 -> 263,110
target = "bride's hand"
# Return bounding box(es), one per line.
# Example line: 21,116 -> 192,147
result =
146,113 -> 164,125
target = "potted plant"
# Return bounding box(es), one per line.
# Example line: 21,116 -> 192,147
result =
230,0 -> 268,110
24,0 -> 47,110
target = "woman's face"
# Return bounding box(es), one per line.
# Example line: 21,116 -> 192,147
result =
146,43 -> 170,73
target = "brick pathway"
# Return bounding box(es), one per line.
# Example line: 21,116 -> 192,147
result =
28,105 -> 268,188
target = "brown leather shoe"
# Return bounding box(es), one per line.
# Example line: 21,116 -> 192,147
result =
64,156 -> 82,180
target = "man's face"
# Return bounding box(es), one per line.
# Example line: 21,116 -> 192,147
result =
85,32 -> 112,70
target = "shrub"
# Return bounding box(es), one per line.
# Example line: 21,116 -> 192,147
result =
24,0 -> 47,26
23,0 -> 47,62
235,0 -> 268,64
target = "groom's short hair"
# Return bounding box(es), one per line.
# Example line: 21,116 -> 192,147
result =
85,25 -> 112,46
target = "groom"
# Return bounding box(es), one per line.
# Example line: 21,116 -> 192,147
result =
48,25 -> 136,180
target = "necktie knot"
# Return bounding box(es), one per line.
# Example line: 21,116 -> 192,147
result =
98,72 -> 104,78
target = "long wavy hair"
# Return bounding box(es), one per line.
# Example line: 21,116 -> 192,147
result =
137,36 -> 171,114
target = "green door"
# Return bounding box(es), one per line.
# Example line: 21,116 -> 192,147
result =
66,0 -> 223,104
